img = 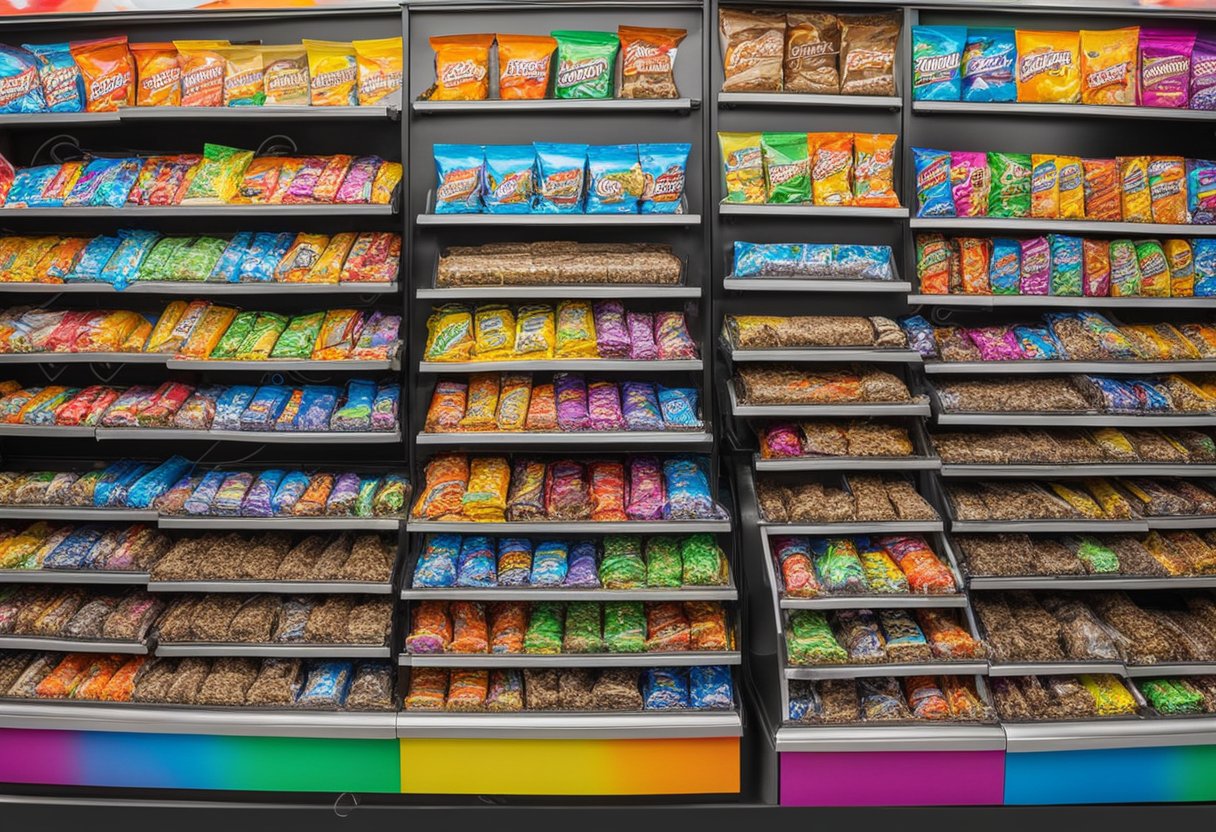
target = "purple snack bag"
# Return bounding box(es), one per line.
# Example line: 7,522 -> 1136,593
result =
1189,158 -> 1216,224
626,455 -> 665,521
335,156 -> 381,204
626,311 -> 658,360
1139,28 -> 1197,108
966,326 -> 1024,361
1020,237 -> 1050,295
564,540 -> 600,587
593,300 -> 631,358
949,151 -> 989,218
1193,37 -> 1216,111
554,372 -> 590,431
621,381 -> 664,431
588,380 -> 626,431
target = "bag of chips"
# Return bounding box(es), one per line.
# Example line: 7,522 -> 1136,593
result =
552,30 -> 619,99
1140,28 -> 1196,108
305,39 -> 357,106
914,147 -> 953,217
719,132 -> 765,205
987,152 -> 1031,218
839,13 -> 899,96
1082,239 -> 1112,297
1015,30 -> 1081,103
784,12 -> 839,93
1136,240 -> 1171,297
496,34 -> 555,100
1148,156 -> 1187,225
533,143 -> 587,213
1165,239 -> 1194,296
911,26 -> 966,101
1083,158 -> 1121,221
433,144 -> 484,214
25,42 -> 83,112
810,132 -> 853,207
853,133 -> 898,208
1080,27 -> 1138,105
72,36 -> 135,111
961,28 -> 1016,102
640,143 -> 689,214
585,144 -> 642,214
354,37 -> 403,106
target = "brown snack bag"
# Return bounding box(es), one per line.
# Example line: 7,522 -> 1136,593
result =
839,13 -> 900,96
619,25 -> 686,99
720,8 -> 785,92
784,12 -> 840,93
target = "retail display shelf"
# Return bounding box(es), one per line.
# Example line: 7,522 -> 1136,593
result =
987,661 -> 1127,677
0,570 -> 149,585
0,636 -> 147,654
1125,663 -> 1216,678
165,354 -> 400,372
0,352 -> 167,365
779,593 -> 968,610
753,455 -> 941,472
400,584 -> 737,602
909,217 -> 1216,236
718,91 -> 901,109
119,105 -> 400,121
94,428 -> 403,444
912,100 -> 1216,121
0,507 -> 158,522
719,203 -> 909,218
155,643 -> 392,658
416,285 -> 702,300
1144,516 -> 1216,530
157,517 -> 402,530
949,519 -> 1150,533
0,111 -> 120,127
406,519 -> 731,534
0,424 -> 95,437
0,204 -> 396,218
940,463 -> 1216,478
723,278 -> 911,293
726,347 -> 923,364
774,723 -> 1005,753
1001,718 -> 1216,753
395,709 -> 743,740
784,661 -> 989,680
760,520 -> 945,535
908,294 -> 1216,309
924,360 -> 1216,375
729,382 -> 931,418
400,650 -> 742,668
413,98 -> 699,113
934,412 -> 1216,427
968,575 -> 1216,591
147,580 -> 394,595
419,193 -> 699,225
0,282 -> 400,295
418,358 -> 703,373
0,701 -> 399,739
416,430 -> 713,448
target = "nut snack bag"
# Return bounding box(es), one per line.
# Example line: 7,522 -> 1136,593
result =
618,26 -> 685,99
784,12 -> 839,93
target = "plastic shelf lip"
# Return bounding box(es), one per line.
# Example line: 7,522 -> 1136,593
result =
1125,662 -> 1216,677
1002,719 -> 1216,753
969,575 -> 1216,591
396,710 -> 743,740
718,91 -> 902,109
400,586 -> 737,602
0,424 -> 95,437
913,100 -> 1216,121
0,636 -> 146,654
94,427 -> 402,444
728,348 -> 922,364
909,294 -> 1216,309
0,507 -> 158,522
779,593 -> 968,610
940,463 -> 1216,478
719,203 -> 909,219
761,520 -> 944,535
418,359 -> 703,373
909,217 -> 1216,236
774,724 -> 1006,753
1145,515 -> 1216,529
0,702 -> 398,739
416,431 -> 713,447
949,519 -> 1150,533
165,356 -> 397,372
934,412 -> 1216,427
119,104 -> 398,120
148,581 -> 393,595
729,396 -> 931,419
0,352 -> 166,364
156,644 -> 391,658
123,282 -> 400,295
401,651 -> 742,668
0,204 -> 395,217
413,98 -> 699,113
785,661 -> 988,680
405,519 -> 731,534
0,111 -> 121,126
419,192 -> 699,226
0,569 -> 148,584
754,455 -> 941,472
925,360 -> 1216,375
157,517 -> 402,531
417,286 -> 702,300
724,278 -> 911,293
988,661 -> 1127,677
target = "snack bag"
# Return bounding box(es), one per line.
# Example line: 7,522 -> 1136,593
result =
220,46 -> 265,107
853,133 -> 898,208
0,45 -> 46,113
354,37 -> 402,105
1054,155 -> 1084,219
1015,30 -> 1081,103
130,43 -> 180,107
473,305 -> 515,360
639,143 -> 689,214
1080,27 -> 1138,105
720,8 -> 784,93
1140,28 -> 1196,108
1050,234 -> 1084,296
911,26 -> 966,101
959,237 -> 991,294
1165,239 -> 1194,296
71,36 -> 135,111
261,45 -> 310,105
1109,239 -> 1141,296
1195,239 -> 1216,296
552,30 -> 619,99
961,28 -> 1016,102
305,39 -> 358,106
1193,36 -> 1216,110
950,151 -> 989,218
585,144 -> 642,213
811,132 -> 853,207
425,304 -> 474,362
1118,156 -> 1152,223
1189,159 -> 1216,224
989,238 -> 1021,294
1082,158 -> 1120,221
497,34 -> 556,100
914,147 -> 953,217
174,40 -> 228,107
761,132 -> 809,204
182,143 -> 253,204
1020,237 -> 1050,294
434,144 -> 484,214
916,234 -> 951,294
477,146 -> 534,214
987,152 -> 1031,218
427,34 -> 492,101
371,162 -> 402,205
719,132 -> 765,204
784,12 -> 839,94
1082,238 -> 1112,296
1031,154 -> 1059,219
24,43 -> 83,112
618,26 -> 685,99
533,143 -> 587,213
1136,240 -> 1171,297
1148,156 -> 1187,225
514,305 -> 555,357
839,13 -> 899,96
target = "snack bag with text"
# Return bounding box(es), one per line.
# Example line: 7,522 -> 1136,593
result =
911,26 -> 966,101
221,46 -> 265,107
950,151 -> 989,218
0,45 -> 46,113
261,45 -> 310,105
71,36 -> 135,111
1083,158 -> 1121,221
914,147 -> 953,217
305,39 -> 358,106
961,28 -> 1015,102
131,43 -> 180,107
552,30 -> 619,99
427,34 -> 492,101
1140,28 -> 1196,108
24,43 -> 82,112
762,132 -> 809,204
1031,154 -> 1059,219
1057,156 -> 1085,219
719,132 -> 765,205
174,39 -> 228,107
1148,157 -> 1187,225
354,37 -> 403,105
853,133 -> 898,208
811,132 -> 853,207
497,34 -> 555,100
1118,156 -> 1152,223
618,25 -> 685,99
987,152 -> 1031,218
1080,27 -> 1138,105
1015,30 -> 1080,103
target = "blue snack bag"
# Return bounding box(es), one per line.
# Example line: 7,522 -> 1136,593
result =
184,470 -> 227,514
24,43 -> 82,112
100,229 -> 160,290
456,535 -> 496,586
1013,325 -> 1062,360
989,237 -> 1021,294
211,232 -> 253,282
1049,234 -> 1084,296
240,385 -> 292,431
899,314 -> 938,358
331,379 -> 376,431
533,142 -> 587,213
298,662 -> 353,708
65,157 -> 140,207
496,538 -> 532,586
213,385 -> 257,431
271,470 -> 312,514
7,165 -> 60,207
295,385 -> 341,430
481,145 -> 535,214
1087,376 -> 1140,413
239,231 -> 294,282
531,540 -> 569,586
433,144 -> 484,213
126,455 -> 192,508
585,144 -> 642,214
911,26 -> 966,101
961,28 -> 1016,102
67,235 -> 122,282
1129,380 -> 1171,412
662,455 -> 716,520
414,534 -> 460,588
241,469 -> 285,517
834,245 -> 895,280
644,668 -> 690,710
640,142 -> 690,214
1195,239 -> 1216,296
657,385 -> 701,429
0,45 -> 46,112
690,666 -> 734,710
913,147 -> 954,217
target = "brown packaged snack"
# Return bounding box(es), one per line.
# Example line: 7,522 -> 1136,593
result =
784,12 -> 840,93
618,26 -> 686,99
838,14 -> 899,96
720,8 -> 785,92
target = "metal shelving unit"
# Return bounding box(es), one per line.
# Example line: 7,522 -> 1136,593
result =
939,463 -> 1216,478
723,277 -> 912,293
0,282 -> 399,295
119,105 -> 400,121
416,285 -> 702,300
0,570 -> 149,585
418,358 -> 703,373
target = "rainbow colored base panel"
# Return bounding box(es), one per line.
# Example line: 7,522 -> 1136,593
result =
780,750 -> 1005,806
1005,746 -> 1216,805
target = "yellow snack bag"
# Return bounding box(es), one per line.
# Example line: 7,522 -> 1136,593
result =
1118,156 -> 1151,223
463,456 -> 511,521
1048,482 -> 1104,519
371,162 -> 403,205
180,304 -> 237,359
1082,479 -> 1135,519
1165,239 -> 1194,297
354,37 -> 403,106
1031,154 -> 1059,219
460,373 -> 501,431
514,305 -> 555,358
1056,155 -> 1085,219
174,39 -> 229,107
313,308 -> 361,360
555,300 -> 598,358
1015,30 -> 1081,104
1090,431 -> 1136,461
131,42 -> 181,107
496,373 -> 532,431
473,305 -> 516,361
261,45 -> 310,105
1080,27 -> 1138,106
719,132 -> 765,204
304,39 -> 357,106
145,300 -> 188,353
274,233 -> 330,282
122,316 -> 152,352
810,132 -> 853,207
220,46 -> 265,107
309,232 -> 357,283
425,304 -> 474,362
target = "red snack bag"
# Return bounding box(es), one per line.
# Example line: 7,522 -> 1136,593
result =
1083,239 -> 1112,296
311,154 -> 354,203
71,36 -> 135,112
340,232 -> 401,283
1082,157 -> 1121,221
589,460 -> 627,521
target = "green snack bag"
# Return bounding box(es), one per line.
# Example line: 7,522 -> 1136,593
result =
182,143 -> 255,204
761,132 -> 810,204
236,312 -> 289,360
371,473 -> 409,516
645,537 -> 682,588
603,601 -> 645,653
169,236 -> 229,281
210,310 -> 258,359
681,533 -> 724,585
562,602 -> 603,653
786,609 -> 848,665
354,477 -> 380,517
1072,535 -> 1120,574
138,237 -> 189,281
270,311 -> 325,359
1140,679 -> 1204,715
524,602 -> 564,654
552,30 -> 619,99
987,152 -> 1032,218
599,535 -> 646,588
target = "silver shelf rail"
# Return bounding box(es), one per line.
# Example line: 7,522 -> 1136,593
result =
934,412 -> 1216,427
720,203 -> 908,218
158,517 -> 402,531
419,192 -> 699,226
0,282 -> 399,295
754,455 -> 941,472
0,507 -> 158,522
719,91 -> 901,109
147,580 -> 394,595
406,519 -> 731,534
0,569 -> 149,585
0,204 -> 395,218
413,98 -> 699,113
925,360 -> 1216,375
988,661 -> 1127,677
417,285 -> 702,300
400,585 -> 737,602
785,660 -> 989,680
1125,663 -> 1216,678
724,278 -> 911,293
949,519 -> 1149,533
0,636 -> 147,654
728,381 -> 931,418
1003,718 -> 1216,754
968,575 -> 1216,591
418,358 -> 703,373
94,428 -> 403,444
727,347 -> 922,364
156,643 -> 391,658
908,294 -> 1216,309
416,430 -> 713,448
774,722 -> 1004,753
910,217 -> 1216,236
761,520 -> 944,535
120,104 -> 399,121
912,100 -> 1216,121
396,709 -> 742,740
940,463 -> 1216,478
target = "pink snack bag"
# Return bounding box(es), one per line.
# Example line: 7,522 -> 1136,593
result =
1139,28 -> 1197,108
1191,36 -> 1216,111
966,326 -> 1024,361
950,151 -> 989,218
1020,237 -> 1050,295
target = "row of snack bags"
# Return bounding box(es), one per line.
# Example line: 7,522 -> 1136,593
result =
0,144 -> 402,209
0,231 -> 399,289
912,26 -> 1215,108
929,375 -> 1216,416
0,586 -> 162,644
426,28 -> 685,101
931,427 -> 1216,467
412,534 -> 727,589
405,600 -> 730,655
0,379 -> 398,433
410,454 -> 723,524
758,421 -> 918,461
0,523 -> 165,572
916,234 -> 1216,298
730,242 -> 894,280
915,149 -> 1216,224
435,142 -> 688,215
0,36 -> 400,113
773,535 -> 957,599
0,303 -> 399,362
949,478 -> 1216,522
719,9 -> 898,96
719,132 -> 898,208
424,303 -> 697,363
785,608 -> 984,667
0,458 -> 409,518
993,675 -> 1139,721
424,374 -> 700,434
953,530 -> 1216,579
405,666 -> 733,712
900,313 -> 1216,364
788,676 -> 992,724
156,594 -> 392,646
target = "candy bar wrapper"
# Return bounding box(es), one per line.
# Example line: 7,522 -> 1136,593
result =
1083,239 -> 1113,297
626,455 -> 665,520
1192,37 -> 1216,110
1083,158 -> 1121,221
1165,239 -> 1195,297
554,372 -> 590,431
588,381 -> 625,431
663,455 -> 717,520
988,238 -> 1021,295
589,460 -> 627,521
1119,156 -> 1152,223
1139,28 -> 1196,108
913,147 -> 954,217
505,459 -> 545,521
211,471 -> 252,515
1019,237 -> 1050,295
911,26 -> 966,101
1049,234 -> 1084,296
1135,240 -> 1171,297
1031,154 -> 1059,219
593,301 -> 631,358
331,379 -> 376,431
986,152 -> 1031,218
622,381 -> 664,431
949,151 -> 988,218
1148,157 -> 1187,225
1015,30 -> 1081,103
961,28 -> 1016,102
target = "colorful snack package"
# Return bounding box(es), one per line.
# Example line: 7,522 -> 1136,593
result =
584,144 -> 642,214
552,30 -> 619,99
592,301 -> 631,358
275,233 -> 330,282
1050,235 -> 1084,296
1022,236 -> 1053,294
260,45 -> 310,105
556,300 -> 597,358
25,42 -> 83,112
1083,239 -> 1113,296
719,132 -> 765,205
311,154 -> 354,203
783,12 -> 839,94
425,304 -> 473,362
370,162 -> 402,205
473,304 -> 515,360
838,13 -> 899,96
852,133 -> 898,208
914,147 -> 954,217
182,143 -> 253,204
459,373 -> 499,432
554,373 -> 589,431
761,132 -> 809,205
496,34 -> 556,100
1055,155 -> 1082,219
533,142 -> 587,213
481,145 -> 535,214
514,304 -> 555,358
178,304 -> 236,358
130,42 -> 180,106
354,37 -> 402,105
1109,239 -> 1142,295
1193,37 -> 1216,110
495,374 -> 530,431
220,46 -> 265,106
720,8 -> 784,93
1148,156 -> 1187,225
987,152 -> 1031,218
427,34 -> 493,101
956,237 -> 989,291
305,39 -> 358,106
950,151 -> 989,218
961,28 -> 1016,102
71,36 -> 135,111
1080,27 -> 1139,105
340,232 -> 400,283
1031,154 -> 1059,219
1189,159 -> 1216,224
1083,158 -> 1121,221
1015,30 -> 1081,103
639,142 -> 689,215
1140,28 -> 1196,108
1165,239 -> 1194,296
174,40 -> 228,106
916,234 -> 952,294
619,26 -> 685,99
911,26 -> 966,101
1135,240 -> 1171,297
811,132 -> 853,207
1119,156 -> 1152,223
530,541 -> 568,587
989,238 -> 1021,295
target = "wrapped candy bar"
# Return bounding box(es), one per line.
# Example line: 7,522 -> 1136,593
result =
530,540 -> 568,586
212,472 -> 253,515
239,469 -> 284,518
496,538 -> 532,586
324,472 -> 361,516
626,456 -> 665,520
184,469 -> 226,515
604,601 -> 646,653
655,311 -> 697,360
565,539 -> 600,588
601,536 -> 646,588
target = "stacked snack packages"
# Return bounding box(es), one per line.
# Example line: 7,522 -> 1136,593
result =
910,24 -> 1216,110
912,146 -> 1215,227
0,36 -> 402,113
434,142 -> 690,215
719,131 -> 900,208
426,27 -> 685,101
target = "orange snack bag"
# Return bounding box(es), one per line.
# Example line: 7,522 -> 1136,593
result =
1148,156 -> 1187,225
1031,154 -> 1059,219
1119,156 -> 1152,223
131,42 -> 181,107
1015,30 -> 1081,104
174,40 -> 229,107
428,34 -> 494,101
810,132 -> 853,207
959,238 -> 992,294
354,37 -> 403,105
852,133 -> 899,208
1165,239 -> 1194,296
261,45 -> 310,105
1057,155 -> 1085,219
1082,158 -> 1121,221
304,39 -> 358,106
71,36 -> 135,111
1080,27 -> 1138,105
220,46 -> 265,107
497,34 -> 557,100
